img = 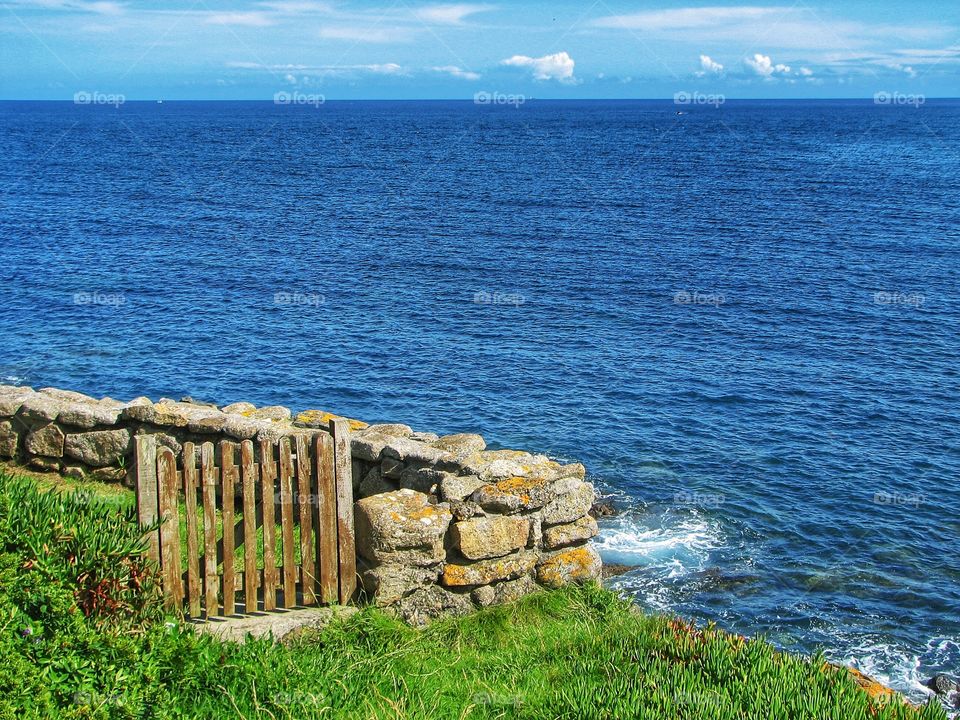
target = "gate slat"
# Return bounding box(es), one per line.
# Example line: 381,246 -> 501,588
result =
220,441 -> 238,616
134,435 -> 160,565
201,442 -> 219,616
330,419 -> 356,604
241,440 -> 258,613
182,442 -> 201,617
157,446 -> 183,611
295,434 -> 316,605
316,432 -> 338,605
260,440 -> 279,611
279,439 -> 297,607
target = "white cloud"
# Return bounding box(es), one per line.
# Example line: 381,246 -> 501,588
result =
361,63 -> 405,75
798,67 -> 813,76
227,61 -> 406,77
432,65 -> 481,80
591,6 -> 953,52
206,12 -> 273,27
258,1 -> 333,12
6,0 -> 124,12
745,53 -> 791,77
318,25 -> 413,43
501,51 -> 575,82
85,1 -> 123,14
698,54 -> 724,74
593,6 -> 787,31
887,63 -> 918,78
414,3 -> 493,25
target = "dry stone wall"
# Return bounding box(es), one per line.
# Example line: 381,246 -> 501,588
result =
350,425 -> 601,624
0,385 -> 602,623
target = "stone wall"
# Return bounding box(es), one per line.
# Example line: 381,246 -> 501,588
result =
350,425 -> 601,624
0,385 -> 601,623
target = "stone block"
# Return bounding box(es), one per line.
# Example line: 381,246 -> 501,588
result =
431,433 -> 486,459
540,482 -> 596,525
392,586 -> 474,627
471,575 -> 541,607
352,432 -> 391,462
63,428 -> 132,467
471,474 -> 581,514
25,424 -> 65,458
0,421 -> 19,458
398,466 -> 445,495
358,467 -> 395,497
450,516 -> 530,560
17,394 -> 63,426
354,489 -> 452,563
58,401 -> 123,429
442,550 -> 538,587
0,386 -> 35,417
535,545 -> 602,589
359,561 -> 441,606
439,473 -> 485,502
364,423 -> 413,438
542,516 -> 599,550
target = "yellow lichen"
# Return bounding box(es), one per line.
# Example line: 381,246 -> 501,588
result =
295,410 -> 368,431
480,474 -> 553,506
537,547 -> 597,588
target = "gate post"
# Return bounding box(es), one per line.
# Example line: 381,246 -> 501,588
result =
134,434 -> 160,565
329,419 -> 356,604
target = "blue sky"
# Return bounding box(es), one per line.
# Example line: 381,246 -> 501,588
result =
2,1 -> 958,99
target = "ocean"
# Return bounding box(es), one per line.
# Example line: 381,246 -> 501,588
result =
1,99 -> 958,708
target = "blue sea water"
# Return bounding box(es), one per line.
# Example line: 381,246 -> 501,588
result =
1,99 -> 958,707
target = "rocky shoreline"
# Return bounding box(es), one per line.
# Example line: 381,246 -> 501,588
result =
1,384 -> 953,713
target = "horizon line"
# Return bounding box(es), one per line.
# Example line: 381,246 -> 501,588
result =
2,96 -> 957,103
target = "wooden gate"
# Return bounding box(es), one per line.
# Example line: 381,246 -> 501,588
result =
134,419 -> 356,617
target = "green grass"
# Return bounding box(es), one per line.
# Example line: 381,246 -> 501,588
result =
0,469 -> 949,720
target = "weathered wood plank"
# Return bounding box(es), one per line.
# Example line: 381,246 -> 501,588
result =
295,434 -> 316,606
182,442 -> 201,617
156,446 -> 183,611
134,435 -> 160,565
220,441 -> 238,616
260,439 -> 279,611
330,419 -> 356,605
279,438 -> 297,608
241,440 -> 258,613
316,432 -> 338,605
201,442 -> 219,616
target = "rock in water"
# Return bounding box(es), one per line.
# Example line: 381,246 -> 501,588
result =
589,501 -> 617,518
926,674 -> 960,697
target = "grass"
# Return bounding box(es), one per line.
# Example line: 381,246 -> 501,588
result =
0,468 -> 949,720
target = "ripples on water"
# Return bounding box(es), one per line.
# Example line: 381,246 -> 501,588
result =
1,99 -> 958,709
